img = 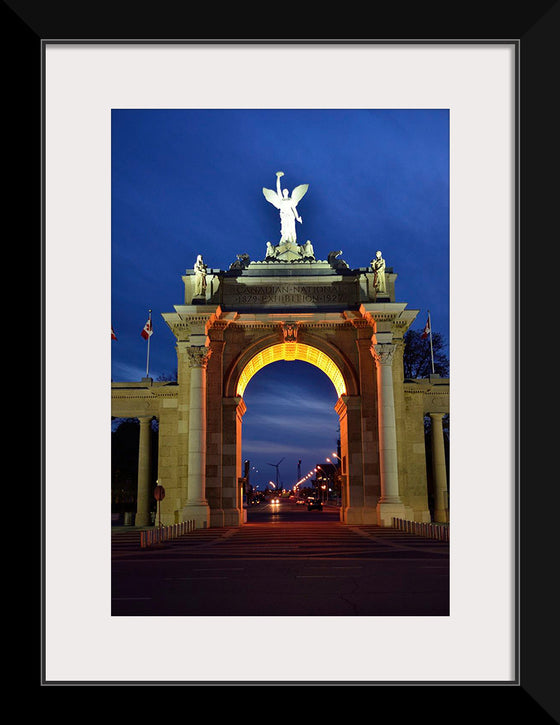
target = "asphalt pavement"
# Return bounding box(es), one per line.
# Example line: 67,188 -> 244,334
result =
112,499 -> 449,617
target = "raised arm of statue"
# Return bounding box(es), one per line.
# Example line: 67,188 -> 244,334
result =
276,171 -> 284,198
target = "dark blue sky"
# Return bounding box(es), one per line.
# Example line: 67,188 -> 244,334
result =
111,108 -> 449,490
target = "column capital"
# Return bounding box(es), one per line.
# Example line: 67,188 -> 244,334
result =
186,346 -> 212,368
372,342 -> 396,366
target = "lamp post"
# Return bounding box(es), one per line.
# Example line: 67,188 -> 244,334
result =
330,452 -> 342,506
316,466 -> 323,500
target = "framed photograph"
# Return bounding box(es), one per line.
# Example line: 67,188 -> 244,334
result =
16,7 -> 555,706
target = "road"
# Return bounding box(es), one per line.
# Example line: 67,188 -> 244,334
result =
112,498 -> 449,617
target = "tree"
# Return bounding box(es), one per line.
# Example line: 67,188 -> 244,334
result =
402,330 -> 449,379
156,370 -> 177,382
111,417 -> 159,514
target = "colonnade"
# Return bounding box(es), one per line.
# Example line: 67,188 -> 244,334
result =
125,356 -> 449,529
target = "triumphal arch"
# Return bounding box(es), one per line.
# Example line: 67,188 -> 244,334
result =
111,172 -> 449,529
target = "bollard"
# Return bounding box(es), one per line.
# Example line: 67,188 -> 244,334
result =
140,519 -> 198,548
390,519 -> 449,541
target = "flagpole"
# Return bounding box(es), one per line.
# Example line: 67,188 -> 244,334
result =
428,310 -> 435,375
146,309 -> 152,378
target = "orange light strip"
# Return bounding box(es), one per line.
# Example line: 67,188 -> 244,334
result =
236,343 -> 346,398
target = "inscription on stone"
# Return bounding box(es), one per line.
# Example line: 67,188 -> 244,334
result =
223,283 -> 356,307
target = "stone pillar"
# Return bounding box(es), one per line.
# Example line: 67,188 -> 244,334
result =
135,416 -> 152,527
206,327 -> 227,528
222,396 -> 246,526
182,346 -> 211,529
430,412 -> 449,523
373,343 -> 406,526
336,395 -> 368,524
355,331 -> 381,523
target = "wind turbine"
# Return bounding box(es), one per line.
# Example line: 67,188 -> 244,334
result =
267,457 -> 284,489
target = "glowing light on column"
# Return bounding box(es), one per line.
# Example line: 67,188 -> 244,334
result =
236,343 -> 346,398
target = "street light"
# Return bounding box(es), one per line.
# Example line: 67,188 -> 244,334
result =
330,452 -> 342,506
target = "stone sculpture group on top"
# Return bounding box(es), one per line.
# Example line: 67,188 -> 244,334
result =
191,171 -> 389,296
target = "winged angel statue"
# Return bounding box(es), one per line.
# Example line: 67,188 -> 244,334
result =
263,172 -> 309,244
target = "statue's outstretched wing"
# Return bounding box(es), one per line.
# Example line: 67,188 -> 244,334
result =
290,184 -> 309,206
262,187 -> 281,209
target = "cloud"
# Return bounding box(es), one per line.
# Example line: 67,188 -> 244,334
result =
112,362 -> 146,382
244,410 -> 336,436
242,441 -> 308,456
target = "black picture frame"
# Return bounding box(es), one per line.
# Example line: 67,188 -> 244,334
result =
14,1 -> 557,713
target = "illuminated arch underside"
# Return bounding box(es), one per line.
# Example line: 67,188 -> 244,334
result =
236,342 -> 346,398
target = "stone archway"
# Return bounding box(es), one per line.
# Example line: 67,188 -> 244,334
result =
159,285 -> 422,528
235,341 -> 347,399
217,316 -> 364,527
227,337 -> 350,522
112,248 -> 449,530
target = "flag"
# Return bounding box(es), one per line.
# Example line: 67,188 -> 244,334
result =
141,316 -> 153,340
111,326 -> 117,340
421,316 -> 431,339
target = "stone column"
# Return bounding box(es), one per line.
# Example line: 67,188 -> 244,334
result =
135,416 -> 152,527
205,319 -> 230,528
430,412 -> 449,523
182,346 -> 211,529
355,331 -> 381,523
373,343 -> 406,526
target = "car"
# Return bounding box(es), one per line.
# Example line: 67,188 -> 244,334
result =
295,498 -> 306,505
271,497 -> 280,505
307,499 -> 323,511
